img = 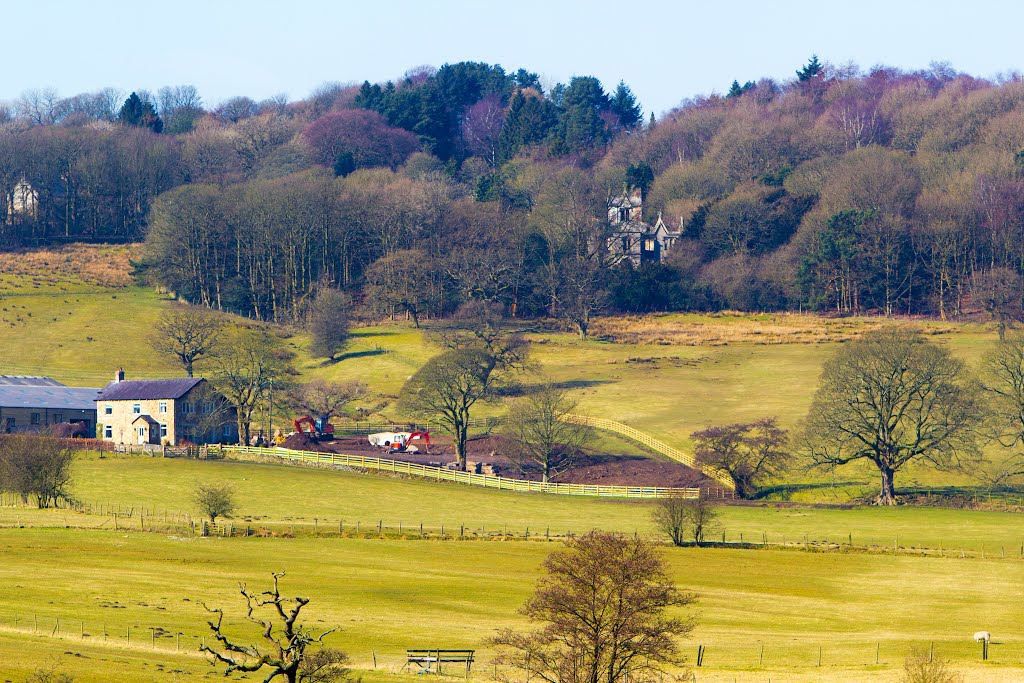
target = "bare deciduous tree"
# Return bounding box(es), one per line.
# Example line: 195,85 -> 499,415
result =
306,289 -> 351,360
978,334 -> 1024,484
288,379 -> 366,422
971,267 -> 1023,341
201,572 -> 348,683
899,648 -> 963,683
652,496 -> 719,546
149,305 -> 223,377
802,328 -> 982,505
505,385 -> 592,482
364,249 -> 438,327
692,417 -> 789,499
0,434 -> 74,508
23,659 -> 74,683
211,330 -> 293,446
401,349 -> 495,471
193,482 -> 236,523
491,531 -> 696,683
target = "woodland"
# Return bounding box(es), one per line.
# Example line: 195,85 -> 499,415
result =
3,57 -> 1024,327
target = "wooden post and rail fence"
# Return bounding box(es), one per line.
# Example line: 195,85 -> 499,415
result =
320,413 -> 735,490
210,444 -> 715,500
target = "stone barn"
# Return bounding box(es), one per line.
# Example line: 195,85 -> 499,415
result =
0,375 -> 99,436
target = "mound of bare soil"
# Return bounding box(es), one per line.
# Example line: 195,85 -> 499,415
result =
276,430 -> 710,487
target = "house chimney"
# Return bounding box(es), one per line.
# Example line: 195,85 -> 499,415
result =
115,368 -> 124,383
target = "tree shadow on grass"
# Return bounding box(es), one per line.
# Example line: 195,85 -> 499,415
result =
318,349 -> 388,366
754,481 -> 870,501
350,330 -> 400,337
497,379 -> 615,397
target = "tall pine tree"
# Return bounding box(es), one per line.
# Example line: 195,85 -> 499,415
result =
796,55 -> 823,82
610,81 -> 642,129
556,76 -> 610,153
118,92 -> 163,133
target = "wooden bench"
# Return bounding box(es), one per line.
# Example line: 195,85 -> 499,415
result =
406,649 -> 475,675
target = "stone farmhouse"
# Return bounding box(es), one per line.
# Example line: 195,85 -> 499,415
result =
96,370 -> 237,446
0,375 -> 99,435
605,188 -> 682,266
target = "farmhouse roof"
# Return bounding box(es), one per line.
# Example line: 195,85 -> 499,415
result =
0,385 -> 101,410
98,378 -> 204,401
0,375 -> 65,387
132,414 -> 160,425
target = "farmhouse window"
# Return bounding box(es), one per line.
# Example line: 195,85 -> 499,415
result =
182,402 -> 193,414
643,238 -> 656,252
104,425 -> 112,438
132,403 -> 141,414
104,404 -> 112,415
31,413 -> 40,425
159,401 -> 167,414
160,424 -> 167,438
53,413 -> 62,424
224,424 -> 232,437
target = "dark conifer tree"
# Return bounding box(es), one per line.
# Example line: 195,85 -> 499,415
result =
610,81 -> 642,129
796,55 -> 823,82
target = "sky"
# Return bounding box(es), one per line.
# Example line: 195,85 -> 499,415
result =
4,0 -> 1024,117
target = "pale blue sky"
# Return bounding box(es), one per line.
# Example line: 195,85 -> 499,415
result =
3,0 -> 1023,116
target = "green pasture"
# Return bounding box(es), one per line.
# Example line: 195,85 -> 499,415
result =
0,270 -> 1017,501
2,529 -> 1024,682
15,454 -> 1023,556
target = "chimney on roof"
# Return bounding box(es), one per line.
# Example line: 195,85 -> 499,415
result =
115,368 -> 124,383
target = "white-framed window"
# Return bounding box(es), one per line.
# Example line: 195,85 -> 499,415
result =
104,404 -> 112,415
160,423 -> 167,438
182,401 -> 193,414
223,424 -> 232,437
132,403 -> 141,414
204,401 -> 213,414
31,413 -> 40,425
159,401 -> 167,414
104,425 -> 112,438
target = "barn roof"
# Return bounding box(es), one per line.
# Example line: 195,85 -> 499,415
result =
0,375 -> 65,387
98,378 -> 204,401
0,385 -> 100,410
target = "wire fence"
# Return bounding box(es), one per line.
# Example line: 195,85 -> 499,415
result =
0,608 -> 1014,677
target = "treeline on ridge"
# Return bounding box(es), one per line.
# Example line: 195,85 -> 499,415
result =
4,59 -> 1024,324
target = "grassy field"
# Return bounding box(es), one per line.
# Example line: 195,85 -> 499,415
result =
0,261 -> 1008,499
2,526 -> 1024,682
33,454 -> 1024,554
3,246 -> 1024,681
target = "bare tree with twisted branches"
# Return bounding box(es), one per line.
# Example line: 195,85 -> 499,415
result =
200,571 -> 350,683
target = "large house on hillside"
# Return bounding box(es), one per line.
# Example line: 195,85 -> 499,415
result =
0,375 -> 99,435
96,369 -> 237,446
605,188 -> 682,267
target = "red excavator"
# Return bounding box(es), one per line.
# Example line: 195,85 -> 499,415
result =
293,415 -> 335,441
